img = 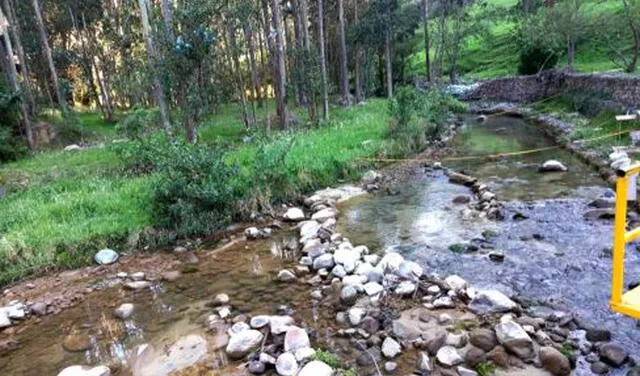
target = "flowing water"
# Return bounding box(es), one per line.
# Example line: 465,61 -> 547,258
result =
1,115 -> 638,375
339,115 -> 640,355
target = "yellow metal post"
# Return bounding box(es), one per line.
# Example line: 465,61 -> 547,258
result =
611,176 -> 628,306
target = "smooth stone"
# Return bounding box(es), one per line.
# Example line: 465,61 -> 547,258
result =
278,269 -> 296,282
31,302 -> 47,316
312,254 -> 335,270
124,281 -> 151,290
417,352 -> 432,372
384,362 -> 398,373
57,365 -> 111,376
363,282 -> 384,296
214,293 -> 230,305
469,290 -> 517,314
340,285 -> 359,305
250,315 -> 270,329
382,337 -> 402,358
469,328 -> 497,352
225,330 -> 264,358
378,253 -> 404,273
269,315 -> 294,334
63,334 -> 92,352
436,346 -> 464,366
130,272 -> 145,281
294,347 -> 316,362
94,249 -> 119,265
284,326 -> 310,352
539,346 -> 571,376
540,160 -> 568,172
444,275 -> 468,291
297,360 -> 334,376
114,303 -> 134,320
395,281 -> 416,296
495,321 -> 534,360
276,352 -> 298,376
599,343 -> 628,366
331,265 -> 347,278
248,360 -> 266,374
283,207 -> 305,221
396,261 -> 423,279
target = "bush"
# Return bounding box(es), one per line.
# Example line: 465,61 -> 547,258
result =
385,86 -> 465,157
116,106 -> 161,140
151,140 -> 244,237
55,112 -> 89,145
518,46 -> 560,75
115,131 -> 171,174
562,88 -> 613,117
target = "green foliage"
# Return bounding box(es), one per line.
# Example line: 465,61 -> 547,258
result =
141,138 -> 244,237
337,369 -> 358,376
561,88 -> 614,117
449,243 -> 466,253
515,13 -> 563,74
386,86 -> 465,157
475,361 -> 496,376
116,106 -> 160,139
314,349 -> 341,368
560,342 -> 574,358
0,85 -> 27,162
55,112 -> 89,145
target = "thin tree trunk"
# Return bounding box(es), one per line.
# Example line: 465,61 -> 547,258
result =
354,0 -> 363,103
384,25 -> 393,99
423,0 -> 431,82
244,24 -> 262,105
138,0 -> 171,131
161,0 -> 175,41
338,0 -> 350,106
317,0 -> 329,119
567,37 -> 575,67
32,0 -> 67,113
0,5 -> 34,148
272,0 -> 288,129
260,0 -> 273,129
4,0 -> 35,116
227,22 -> 251,128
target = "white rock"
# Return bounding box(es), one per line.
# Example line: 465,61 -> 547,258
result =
57,365 -> 111,376
260,352 -> 277,364
214,293 -> 230,305
355,262 -> 374,276
299,221 -> 321,240
397,261 -> 423,280
334,248 -> 361,273
432,296 -> 455,309
130,272 -> 145,281
124,281 -> 151,290
348,307 -> 367,326
250,315 -> 270,329
276,352 -> 298,376
283,207 -> 305,221
284,326 -> 310,352
342,275 -> 367,286
378,253 -> 405,273
269,315 -> 295,334
469,290 -> 517,314
381,337 -> 402,358
297,360 -> 334,376
436,346 -> 463,366
1,302 -> 25,320
217,306 -> 231,319
331,265 -> 347,278
363,282 -> 384,296
495,321 -> 535,360
228,322 -> 250,336
540,160 -> 568,172
0,311 -> 11,328
363,254 -> 379,265
444,275 -> 468,292
278,269 -> 296,282
294,347 -> 316,362
395,281 -> 416,296
313,254 -> 335,270
94,249 -> 119,265
457,366 -> 479,376
114,303 -> 134,320
244,227 -> 262,239
225,330 -> 264,358
311,208 -> 338,222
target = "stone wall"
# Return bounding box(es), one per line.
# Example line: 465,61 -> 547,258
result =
462,69 -> 640,108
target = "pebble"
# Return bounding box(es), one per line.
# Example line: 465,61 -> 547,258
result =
114,303 -> 134,320
381,337 -> 402,358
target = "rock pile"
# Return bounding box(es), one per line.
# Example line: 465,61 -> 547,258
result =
446,169 -> 503,220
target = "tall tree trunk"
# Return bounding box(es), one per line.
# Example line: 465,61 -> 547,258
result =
227,22 -> 252,128
32,0 -> 67,113
423,0 -> 431,82
567,37 -> 575,67
272,0 -> 288,129
298,0 -> 317,123
138,0 -> 171,131
292,0 -> 305,106
244,24 -> 262,106
161,0 -> 175,41
354,0 -> 363,103
317,0 -> 329,119
4,0 -> 36,116
260,0 -> 273,129
0,5 -> 34,149
384,24 -> 393,99
338,0 -> 350,106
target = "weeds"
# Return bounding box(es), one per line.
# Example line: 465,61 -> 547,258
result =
475,361 -> 496,376
314,349 -> 341,368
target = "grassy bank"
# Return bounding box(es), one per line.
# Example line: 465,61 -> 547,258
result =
407,0 -> 626,80
0,100 -> 392,285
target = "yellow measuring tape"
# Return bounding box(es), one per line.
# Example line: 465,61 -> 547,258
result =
357,129 -> 633,164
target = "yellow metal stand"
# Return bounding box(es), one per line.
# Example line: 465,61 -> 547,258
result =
611,163 -> 640,319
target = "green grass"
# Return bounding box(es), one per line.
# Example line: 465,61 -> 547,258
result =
407,0 -> 627,80
0,100 -> 391,285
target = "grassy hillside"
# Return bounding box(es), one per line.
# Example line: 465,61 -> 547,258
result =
0,100 -> 391,285
407,0 -> 628,80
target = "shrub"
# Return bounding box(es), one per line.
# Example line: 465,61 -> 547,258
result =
0,86 -> 27,162
55,112 -> 90,145
115,131 -> 171,174
314,349 -> 341,368
116,106 -> 161,140
518,46 -> 560,75
151,140 -> 244,237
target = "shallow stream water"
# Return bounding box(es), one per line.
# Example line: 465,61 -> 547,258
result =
1,115 -> 638,375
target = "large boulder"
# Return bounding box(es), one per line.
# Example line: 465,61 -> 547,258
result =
469,290 -> 517,314
539,346 -> 571,376
226,330 -> 264,359
494,321 -> 534,360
